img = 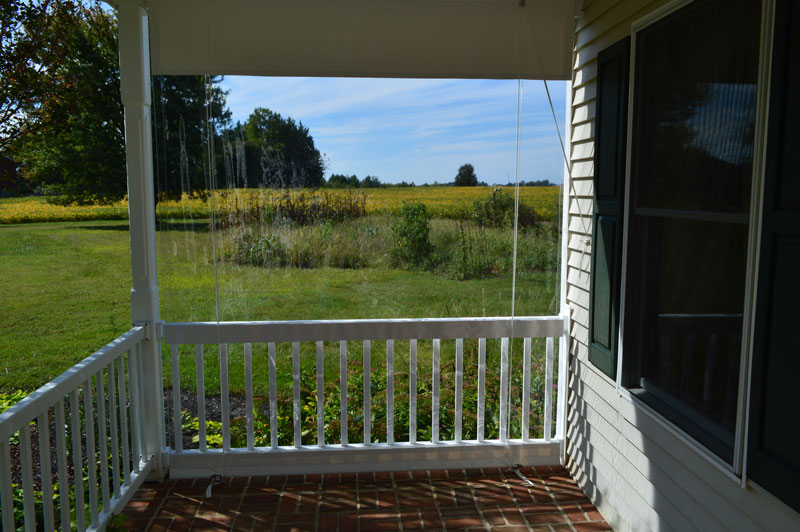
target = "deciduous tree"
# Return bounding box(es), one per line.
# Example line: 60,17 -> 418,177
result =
0,0 -> 77,152
454,163 -> 478,186
13,1 -> 127,204
242,107 -> 325,188
152,74 -> 230,199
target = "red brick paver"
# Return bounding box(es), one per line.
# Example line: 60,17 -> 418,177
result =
120,466 -> 611,531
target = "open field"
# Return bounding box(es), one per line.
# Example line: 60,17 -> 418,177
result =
1,186 -> 562,442
0,220 -> 559,391
0,186 -> 560,224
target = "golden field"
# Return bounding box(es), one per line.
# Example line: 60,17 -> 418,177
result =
0,186 -> 561,224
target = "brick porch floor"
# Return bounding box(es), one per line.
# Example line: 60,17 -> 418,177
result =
120,466 -> 611,531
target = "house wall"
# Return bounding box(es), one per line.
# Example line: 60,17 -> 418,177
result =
565,1 -> 800,530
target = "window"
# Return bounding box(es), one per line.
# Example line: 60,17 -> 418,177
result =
621,0 -> 761,465
589,0 -> 800,511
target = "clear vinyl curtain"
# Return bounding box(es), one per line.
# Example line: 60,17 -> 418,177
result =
153,78 -> 564,324
152,74 -> 566,443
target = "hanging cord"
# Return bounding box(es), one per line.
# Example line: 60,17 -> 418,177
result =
205,75 -> 221,325
511,464 -> 537,487
506,77 -> 524,440
520,0 -> 591,253
543,80 -> 592,278
511,79 -> 523,328
503,0 -> 527,446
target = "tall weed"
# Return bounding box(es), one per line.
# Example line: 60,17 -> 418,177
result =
391,202 -> 433,268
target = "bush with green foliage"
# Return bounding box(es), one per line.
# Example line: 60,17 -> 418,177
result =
228,232 -> 289,267
225,221 -> 381,270
391,201 -> 433,268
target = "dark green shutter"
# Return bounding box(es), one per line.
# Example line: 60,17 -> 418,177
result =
588,38 -> 630,379
747,0 -> 800,513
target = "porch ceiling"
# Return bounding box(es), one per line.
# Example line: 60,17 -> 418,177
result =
144,0 -> 576,79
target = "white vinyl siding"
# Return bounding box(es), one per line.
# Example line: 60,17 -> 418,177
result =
566,1 -> 800,530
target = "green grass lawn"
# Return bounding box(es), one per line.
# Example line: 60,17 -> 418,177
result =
1,220 -> 560,394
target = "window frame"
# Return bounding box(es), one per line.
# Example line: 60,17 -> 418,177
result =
613,0 -> 775,481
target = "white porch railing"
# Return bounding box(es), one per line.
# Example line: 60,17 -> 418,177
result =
0,316 -> 567,528
162,316 -> 566,478
0,326 -> 152,532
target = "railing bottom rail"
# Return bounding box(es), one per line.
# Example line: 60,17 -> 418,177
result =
166,439 -> 562,479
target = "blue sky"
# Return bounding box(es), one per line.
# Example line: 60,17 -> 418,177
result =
219,77 -> 567,185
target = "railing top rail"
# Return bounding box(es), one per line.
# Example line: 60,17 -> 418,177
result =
163,316 -> 564,345
0,326 -> 146,442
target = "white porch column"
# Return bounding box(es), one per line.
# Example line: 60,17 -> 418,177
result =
117,2 -> 165,477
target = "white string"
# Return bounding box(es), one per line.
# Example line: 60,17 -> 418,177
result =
511,79 -> 522,326
506,78 -> 524,439
512,464 -> 537,487
205,75 -> 221,325
543,79 -> 592,278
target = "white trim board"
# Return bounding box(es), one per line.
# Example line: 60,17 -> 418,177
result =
166,439 -> 562,479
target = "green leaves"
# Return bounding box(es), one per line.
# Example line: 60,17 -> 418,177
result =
12,1 -> 126,205
454,163 -> 478,187
392,201 -> 433,269
238,107 -> 325,189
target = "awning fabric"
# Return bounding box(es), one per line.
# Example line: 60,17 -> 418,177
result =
146,0 -> 576,80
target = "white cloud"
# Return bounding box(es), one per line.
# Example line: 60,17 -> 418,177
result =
219,76 -> 566,184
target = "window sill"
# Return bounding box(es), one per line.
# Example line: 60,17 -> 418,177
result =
615,383 -> 743,485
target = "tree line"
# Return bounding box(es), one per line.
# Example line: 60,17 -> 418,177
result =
1,1 -> 326,204
0,1 -> 559,203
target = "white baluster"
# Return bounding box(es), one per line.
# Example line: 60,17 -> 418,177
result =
83,379 -> 98,528
316,341 -> 325,446
522,338 -> 531,441
500,338 -> 509,441
245,343 -> 254,450
37,411 -> 54,531
409,339 -> 417,444
195,344 -> 206,452
544,337 -> 554,441
455,338 -> 463,443
54,399 -> 71,528
20,423 -> 36,532
116,357 -> 130,485
170,345 -> 182,452
386,340 -> 394,444
477,338 -> 486,442
340,341 -> 348,446
96,371 -> 110,512
432,339 -> 440,443
0,440 -> 14,532
70,390 -> 86,531
269,343 -> 278,448
293,342 -> 301,448
107,364 -> 121,497
364,340 -> 371,445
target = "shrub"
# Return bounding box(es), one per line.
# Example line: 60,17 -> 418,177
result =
226,231 -> 288,267
472,188 -> 536,228
391,201 -> 433,268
